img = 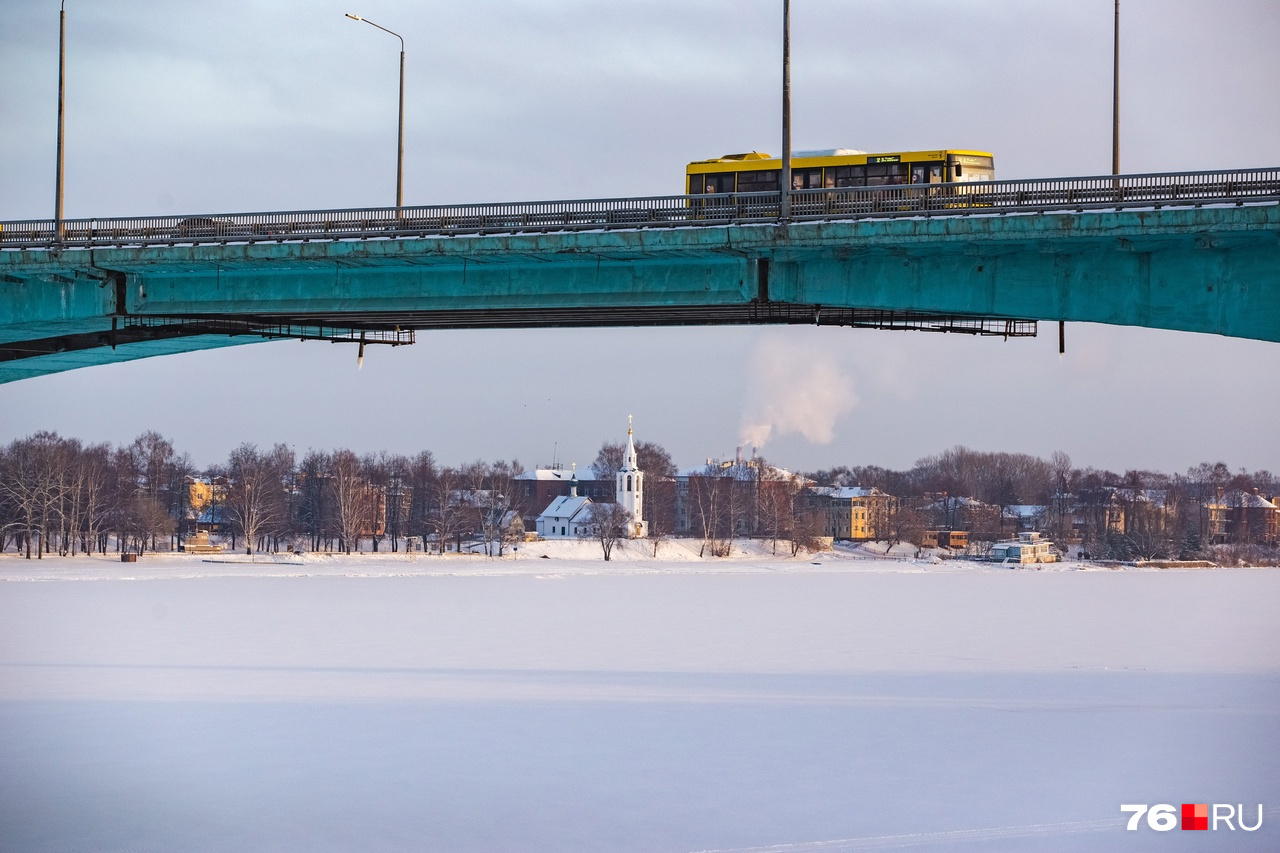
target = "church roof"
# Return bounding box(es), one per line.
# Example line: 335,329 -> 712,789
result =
539,495 -> 594,522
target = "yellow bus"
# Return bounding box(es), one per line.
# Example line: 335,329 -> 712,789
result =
686,148 -> 995,194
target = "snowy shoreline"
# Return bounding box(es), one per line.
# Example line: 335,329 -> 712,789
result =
2,537 -> 1256,582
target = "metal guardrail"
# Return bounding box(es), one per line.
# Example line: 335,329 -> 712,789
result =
3,167 -> 1278,250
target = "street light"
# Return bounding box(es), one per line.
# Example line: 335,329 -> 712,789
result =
780,0 -> 792,221
55,0 -> 67,240
345,13 -> 405,213
1112,0 -> 1121,175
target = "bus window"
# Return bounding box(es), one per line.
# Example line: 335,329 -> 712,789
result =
948,155 -> 995,182
867,163 -> 909,186
792,168 -> 822,190
829,165 -> 866,187
688,174 -> 705,194
737,170 -> 780,192
703,173 -> 737,194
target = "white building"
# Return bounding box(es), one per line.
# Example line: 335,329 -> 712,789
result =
616,416 -> 647,539
536,465 -> 595,539
989,531 -> 1057,564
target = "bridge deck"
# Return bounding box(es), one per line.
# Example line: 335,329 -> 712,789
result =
1,168 -> 1278,383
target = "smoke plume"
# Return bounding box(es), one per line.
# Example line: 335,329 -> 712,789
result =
739,335 -> 857,450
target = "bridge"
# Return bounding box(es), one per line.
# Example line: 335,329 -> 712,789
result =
2,167 -> 1278,384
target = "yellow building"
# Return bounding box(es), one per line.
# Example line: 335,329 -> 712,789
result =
185,476 -> 228,533
806,486 -> 897,541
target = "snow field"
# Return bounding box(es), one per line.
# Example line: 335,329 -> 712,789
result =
0,554 -> 1276,851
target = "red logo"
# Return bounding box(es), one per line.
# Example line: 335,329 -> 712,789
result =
1182,803 -> 1209,831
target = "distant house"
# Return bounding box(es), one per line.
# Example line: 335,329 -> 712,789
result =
537,492 -> 595,539
922,530 -> 969,549
185,476 -> 228,535
674,448 -> 807,536
1207,489 -> 1279,545
989,531 -> 1057,564
1073,487 -> 1168,542
804,486 -> 896,541
920,495 -> 1002,540
515,468 -> 613,517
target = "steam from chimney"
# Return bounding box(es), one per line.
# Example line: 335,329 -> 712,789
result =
739,334 -> 856,450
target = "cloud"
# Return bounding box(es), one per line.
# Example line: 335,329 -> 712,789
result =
739,335 -> 857,450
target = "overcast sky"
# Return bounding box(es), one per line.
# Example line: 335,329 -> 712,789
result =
3,0 -> 1279,476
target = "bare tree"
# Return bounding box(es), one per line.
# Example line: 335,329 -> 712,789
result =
361,453 -> 389,553
127,431 -> 190,551
789,508 -> 826,557
758,470 -> 804,555
590,440 -> 677,481
488,459 -> 526,557
431,467 -> 468,554
330,449 -> 370,554
459,460 -> 496,555
0,434 -> 62,558
584,500 -> 632,561
297,450 -> 333,551
406,450 -> 439,550
69,442 -> 111,555
380,453 -> 411,552
645,520 -> 668,558
225,443 -> 289,556
689,468 -> 731,557
883,502 -> 927,555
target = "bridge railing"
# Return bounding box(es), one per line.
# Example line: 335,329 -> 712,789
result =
3,167 -> 1278,250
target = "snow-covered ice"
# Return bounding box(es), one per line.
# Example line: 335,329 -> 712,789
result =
1,546 -> 1277,851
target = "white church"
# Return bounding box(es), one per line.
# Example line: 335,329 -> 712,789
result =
535,419 -> 648,540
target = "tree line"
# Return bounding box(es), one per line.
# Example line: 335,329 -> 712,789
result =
1,431 -> 1275,561
0,430 -> 528,559
806,447 -> 1280,560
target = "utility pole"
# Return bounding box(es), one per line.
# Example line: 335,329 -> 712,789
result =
1112,0 -> 1121,175
780,0 -> 791,222
55,0 -> 67,241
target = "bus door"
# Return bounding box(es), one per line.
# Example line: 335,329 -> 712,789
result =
791,168 -> 823,214
911,162 -> 945,208
910,163 -> 944,184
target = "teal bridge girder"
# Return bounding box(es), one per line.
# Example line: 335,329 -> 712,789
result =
1,167 -> 1278,384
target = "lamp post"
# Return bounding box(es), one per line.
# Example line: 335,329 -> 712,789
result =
1112,0 -> 1121,175
54,0 -> 67,240
780,0 -> 792,222
345,13 -> 405,214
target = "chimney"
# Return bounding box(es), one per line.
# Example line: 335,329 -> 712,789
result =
735,446 -> 743,466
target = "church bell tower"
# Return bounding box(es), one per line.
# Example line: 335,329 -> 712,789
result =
615,416 -> 647,538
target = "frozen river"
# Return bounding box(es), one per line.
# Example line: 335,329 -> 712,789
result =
1,552 -> 1277,851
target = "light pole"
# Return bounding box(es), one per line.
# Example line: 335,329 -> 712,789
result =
780,0 -> 792,222
1112,0 -> 1121,175
55,0 -> 67,240
345,13 -> 405,213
